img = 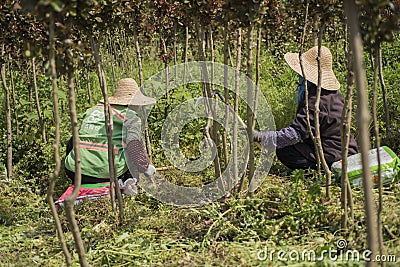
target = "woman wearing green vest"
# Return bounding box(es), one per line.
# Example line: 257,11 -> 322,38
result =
64,78 -> 156,196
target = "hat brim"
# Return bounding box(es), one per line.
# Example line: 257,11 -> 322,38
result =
284,52 -> 340,91
100,90 -> 157,106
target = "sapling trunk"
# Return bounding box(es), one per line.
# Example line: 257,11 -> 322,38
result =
161,36 -> 170,101
92,36 -> 125,223
228,42 -> 234,67
8,54 -> 19,137
173,21 -> 178,81
1,51 -> 13,181
373,46 -> 386,264
248,26 -> 262,196
222,22 -> 230,171
233,28 -> 242,192
254,26 -> 261,113
312,16 -> 319,46
315,26 -> 332,200
243,22 -> 255,195
197,24 -> 221,181
64,51 -> 89,267
184,25 -> 189,84
344,1 -> 379,265
377,44 -> 390,138
32,57 -> 47,144
299,1 -> 316,167
46,13 -> 72,266
340,40 -> 355,231
84,58 -> 93,105
209,26 -> 222,181
26,63 -> 33,112
110,36 -> 117,86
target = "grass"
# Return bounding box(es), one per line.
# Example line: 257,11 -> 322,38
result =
1,166 -> 399,266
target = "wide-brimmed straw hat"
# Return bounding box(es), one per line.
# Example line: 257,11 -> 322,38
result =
284,46 -> 340,91
101,78 -> 156,106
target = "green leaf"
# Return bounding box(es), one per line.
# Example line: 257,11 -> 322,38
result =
50,0 -> 64,12
116,232 -> 130,243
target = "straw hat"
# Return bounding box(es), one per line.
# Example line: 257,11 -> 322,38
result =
284,46 -> 340,91
101,78 -> 156,106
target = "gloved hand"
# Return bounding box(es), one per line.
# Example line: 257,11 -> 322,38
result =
253,130 -> 263,143
239,127 -> 263,143
144,164 -> 156,177
118,178 -> 138,196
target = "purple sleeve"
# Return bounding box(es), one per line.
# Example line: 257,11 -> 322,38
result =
261,126 -> 301,149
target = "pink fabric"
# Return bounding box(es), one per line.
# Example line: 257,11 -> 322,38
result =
55,183 -> 110,209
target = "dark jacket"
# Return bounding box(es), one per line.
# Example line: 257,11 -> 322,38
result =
290,86 -> 358,165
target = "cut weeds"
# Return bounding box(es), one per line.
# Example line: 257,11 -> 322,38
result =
1,170 -> 399,266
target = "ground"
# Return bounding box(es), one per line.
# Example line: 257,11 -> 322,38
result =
1,167 -> 399,266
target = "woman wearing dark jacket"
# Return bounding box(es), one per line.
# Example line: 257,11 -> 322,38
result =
254,46 -> 358,170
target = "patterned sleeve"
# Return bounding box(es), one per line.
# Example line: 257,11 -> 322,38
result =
261,126 -> 301,149
126,140 -> 150,172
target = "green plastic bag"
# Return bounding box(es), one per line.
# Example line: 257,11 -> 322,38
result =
331,146 -> 400,187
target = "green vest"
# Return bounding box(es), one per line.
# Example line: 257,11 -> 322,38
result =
65,104 -> 139,178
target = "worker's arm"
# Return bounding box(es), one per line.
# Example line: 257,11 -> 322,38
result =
126,140 -> 150,172
254,126 -> 301,149
124,114 -> 154,174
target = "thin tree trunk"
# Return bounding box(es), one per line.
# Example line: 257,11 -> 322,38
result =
161,36 -> 170,101
64,51 -> 89,267
197,26 -> 211,142
254,26 -> 261,113
233,28 -> 242,192
173,22 -> 178,81
184,25 -> 189,84
196,24 -> 221,181
134,26 -> 152,162
341,38 -> 355,231
209,26 -> 222,181
373,47 -> 386,266
110,37 -> 117,87
315,26 -> 332,200
121,31 -> 132,74
248,26 -> 262,196
32,57 -> 47,144
344,24 -> 355,227
377,44 -> 390,138
222,22 -> 230,172
228,42 -> 234,67
46,14 -> 72,266
8,54 -> 19,137
1,50 -> 13,181
221,22 -> 233,198
299,1 -> 317,173
85,58 -> 93,105
312,16 -> 319,46
344,1 -> 379,265
343,24 -> 348,61
347,180 -> 354,224
92,37 -> 124,223
243,23 -> 255,195
26,63 -> 33,112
